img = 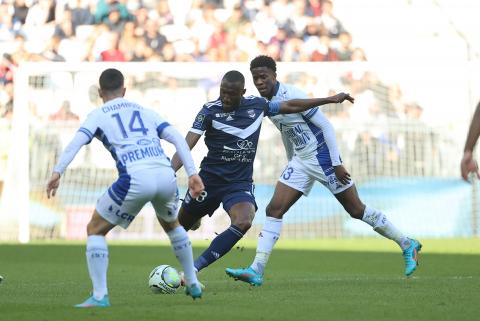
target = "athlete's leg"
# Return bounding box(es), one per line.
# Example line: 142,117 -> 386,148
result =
334,184 -> 422,276
334,184 -> 410,248
178,205 -> 204,231
251,182 -> 302,274
159,218 -> 201,297
75,211 -> 115,308
194,201 -> 255,272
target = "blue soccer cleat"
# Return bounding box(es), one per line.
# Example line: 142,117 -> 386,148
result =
225,267 -> 263,286
403,239 -> 422,277
185,283 -> 202,300
74,294 -> 110,308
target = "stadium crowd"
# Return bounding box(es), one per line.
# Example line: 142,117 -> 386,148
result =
0,0 -> 365,118
0,0 -> 439,179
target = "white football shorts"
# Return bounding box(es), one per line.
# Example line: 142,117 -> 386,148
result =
278,155 -> 354,196
96,166 -> 179,229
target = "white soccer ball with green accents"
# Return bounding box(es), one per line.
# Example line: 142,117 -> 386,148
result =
148,265 -> 181,294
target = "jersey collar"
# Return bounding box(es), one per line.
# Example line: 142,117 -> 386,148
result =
273,81 -> 281,97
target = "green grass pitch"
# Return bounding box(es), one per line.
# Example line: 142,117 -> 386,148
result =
0,239 -> 479,321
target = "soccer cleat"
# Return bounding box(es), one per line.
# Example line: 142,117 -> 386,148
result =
185,283 -> 202,300
225,267 -> 263,286
74,294 -> 110,308
179,271 -> 205,290
403,239 -> 422,277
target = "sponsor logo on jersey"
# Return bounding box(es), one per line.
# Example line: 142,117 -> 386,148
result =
193,114 -> 205,127
137,138 -> 152,146
247,109 -> 256,118
226,115 -> 234,121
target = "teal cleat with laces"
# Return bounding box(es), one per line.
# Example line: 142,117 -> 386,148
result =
225,267 -> 263,286
403,239 -> 422,277
185,283 -> 202,300
74,294 -> 110,308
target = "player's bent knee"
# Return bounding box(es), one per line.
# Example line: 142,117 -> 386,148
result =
232,218 -> 252,232
266,204 -> 285,219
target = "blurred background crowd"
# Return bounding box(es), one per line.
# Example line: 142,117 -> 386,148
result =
0,0 -> 370,119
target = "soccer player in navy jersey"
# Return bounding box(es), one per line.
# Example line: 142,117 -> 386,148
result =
46,68 -> 204,306
171,70 -> 353,278
226,56 -> 422,286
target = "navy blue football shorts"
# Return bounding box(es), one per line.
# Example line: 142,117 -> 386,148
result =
181,181 -> 257,219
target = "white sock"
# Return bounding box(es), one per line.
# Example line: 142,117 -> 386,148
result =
361,206 -> 411,250
86,235 -> 109,300
167,226 -> 198,286
250,217 -> 282,275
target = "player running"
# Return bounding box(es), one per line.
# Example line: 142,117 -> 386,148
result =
225,56 -> 422,286
171,70 -> 353,280
46,68 -> 204,307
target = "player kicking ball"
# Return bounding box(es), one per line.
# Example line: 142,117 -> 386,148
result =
46,68 -> 204,307
225,56 -> 422,286
171,70 -> 354,284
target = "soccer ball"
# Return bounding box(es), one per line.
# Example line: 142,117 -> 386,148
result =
148,265 -> 181,294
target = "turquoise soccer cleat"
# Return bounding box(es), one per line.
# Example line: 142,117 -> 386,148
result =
74,294 -> 110,308
225,267 -> 263,286
403,239 -> 422,277
185,283 -> 202,300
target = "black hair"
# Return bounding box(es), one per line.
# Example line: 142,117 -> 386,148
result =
222,70 -> 245,86
250,55 -> 276,72
99,68 -> 124,92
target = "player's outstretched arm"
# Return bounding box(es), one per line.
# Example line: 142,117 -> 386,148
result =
170,131 -> 202,172
46,131 -> 89,198
278,92 -> 354,114
462,101 -> 480,181
188,174 -> 204,199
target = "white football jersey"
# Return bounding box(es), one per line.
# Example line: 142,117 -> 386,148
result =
80,97 -> 172,174
269,82 -> 340,164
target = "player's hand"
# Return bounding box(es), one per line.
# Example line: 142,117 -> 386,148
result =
461,151 -> 480,182
46,172 -> 61,199
329,92 -> 354,104
188,174 -> 204,199
334,165 -> 351,185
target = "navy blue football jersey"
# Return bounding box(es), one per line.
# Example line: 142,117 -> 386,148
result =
190,95 -> 281,184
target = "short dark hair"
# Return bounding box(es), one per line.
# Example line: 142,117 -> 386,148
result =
222,70 -> 245,86
250,55 -> 276,72
99,68 -> 124,92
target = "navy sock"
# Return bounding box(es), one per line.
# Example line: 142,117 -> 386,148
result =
194,225 -> 244,271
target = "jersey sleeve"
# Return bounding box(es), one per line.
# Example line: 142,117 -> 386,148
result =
53,131 -> 90,174
265,100 -> 281,116
78,111 -> 99,143
308,109 -> 341,166
190,107 -> 210,135
150,111 -> 171,137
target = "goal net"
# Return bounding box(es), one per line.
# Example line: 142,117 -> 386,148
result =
0,61 -> 477,242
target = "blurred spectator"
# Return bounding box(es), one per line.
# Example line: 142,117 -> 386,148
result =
42,35 -> 66,61
104,3 -> 127,33
53,9 -> 75,39
49,101 -> 80,121
25,0 -> 55,27
68,0 -> 95,29
143,18 -> 167,55
335,31 -> 354,61
319,0 -> 344,38
13,0 -> 29,25
95,0 -> 130,24
100,32 -> 125,61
